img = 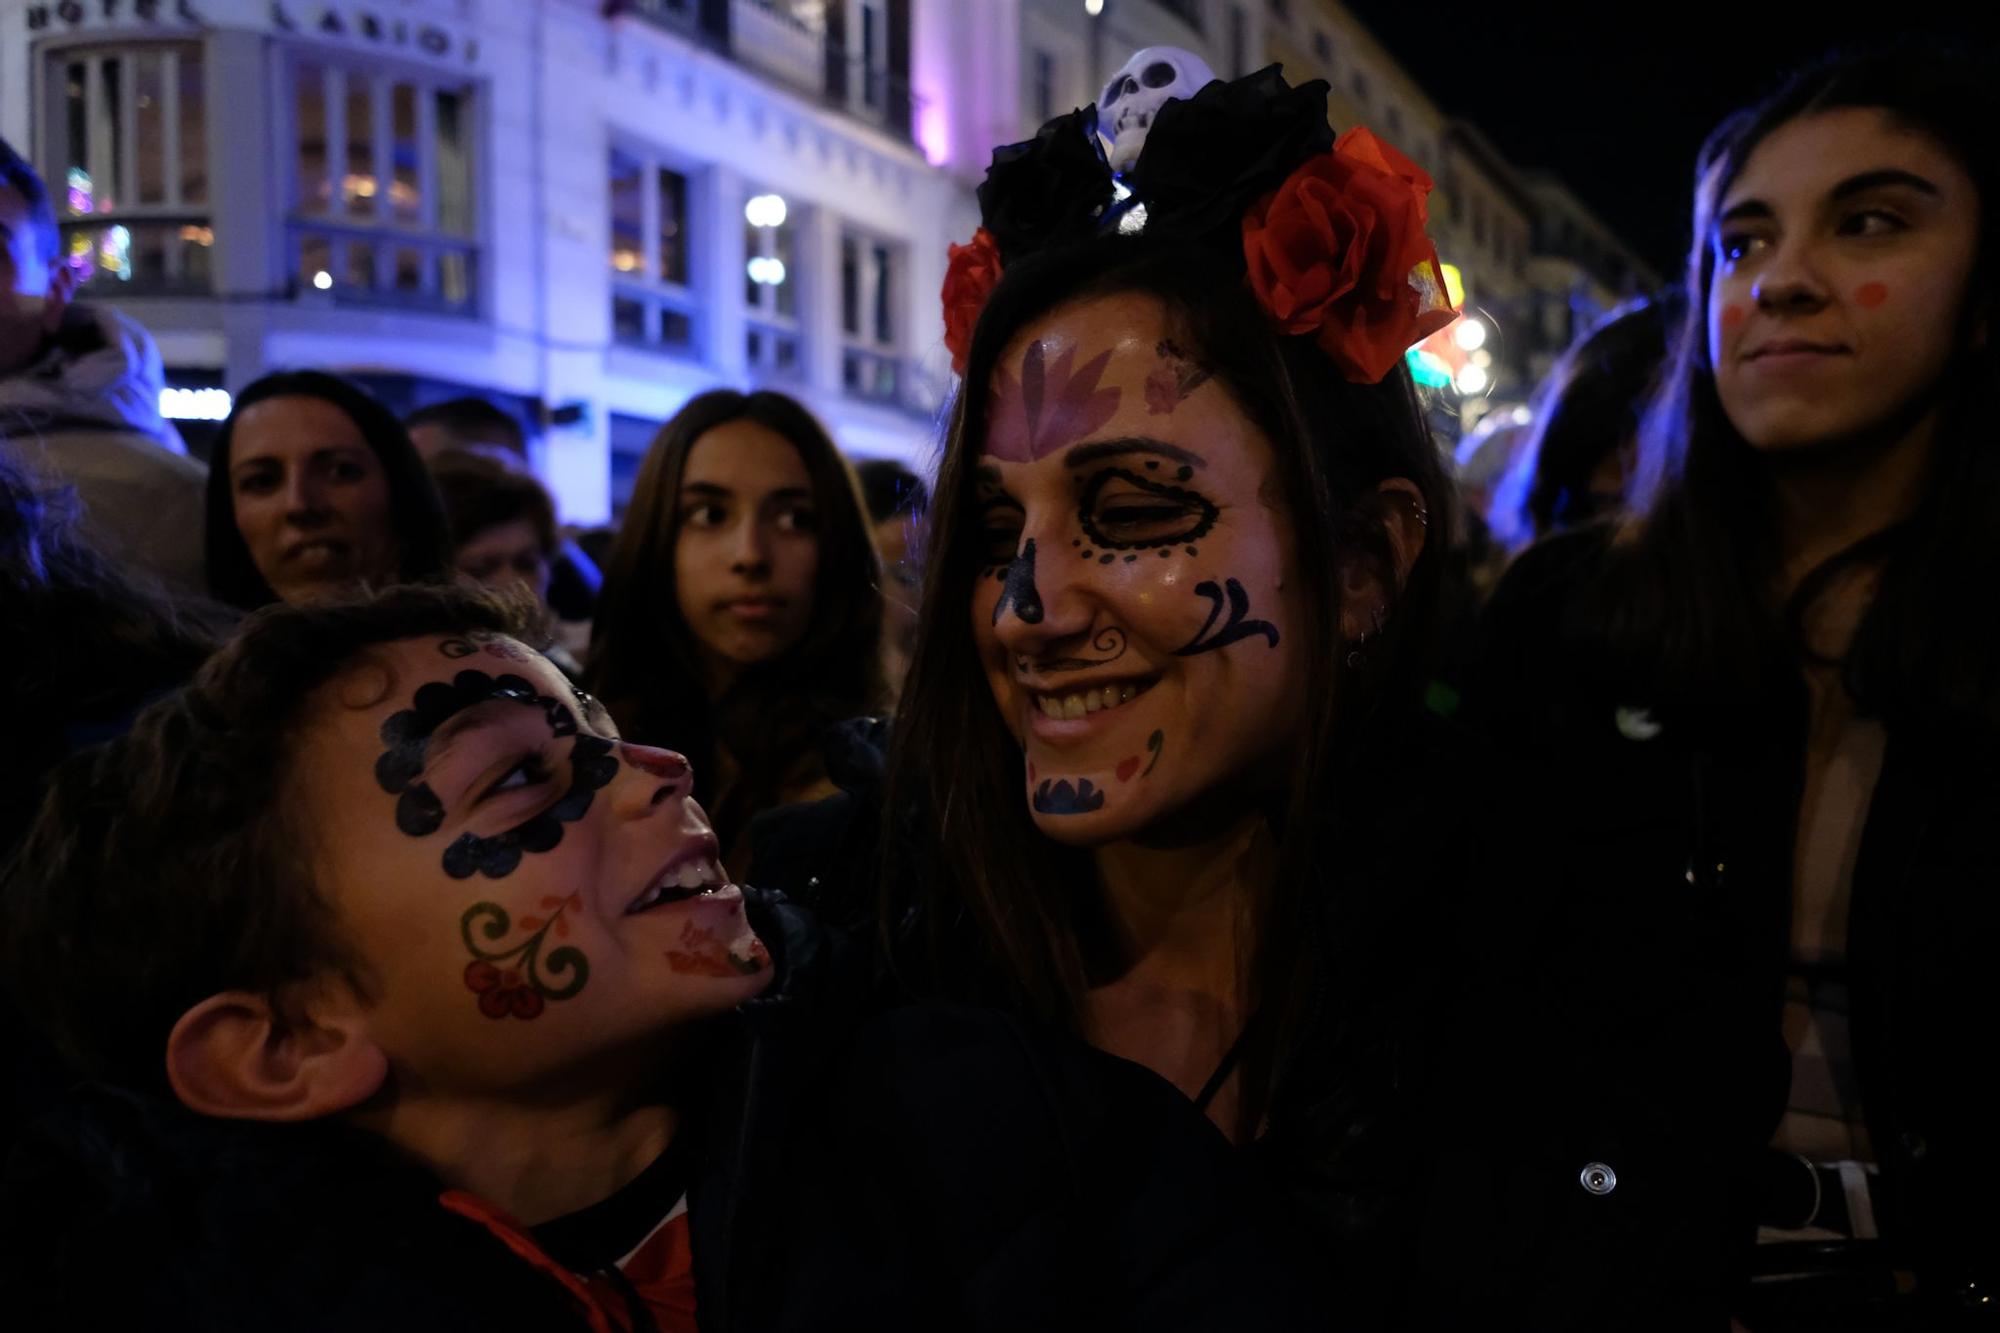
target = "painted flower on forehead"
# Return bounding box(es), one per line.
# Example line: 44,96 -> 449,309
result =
941,227 -> 1003,376
1241,126 -> 1458,383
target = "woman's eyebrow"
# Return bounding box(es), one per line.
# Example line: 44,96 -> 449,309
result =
1062,437 -> 1208,469
1829,168 -> 1941,202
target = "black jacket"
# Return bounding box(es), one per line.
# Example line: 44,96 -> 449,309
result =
1445,530 -> 2000,1329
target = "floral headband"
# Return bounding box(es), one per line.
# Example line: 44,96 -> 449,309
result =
941,66 -> 1457,385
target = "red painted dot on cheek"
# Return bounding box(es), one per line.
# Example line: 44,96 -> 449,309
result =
1856,282 -> 1889,309
1720,304 -> 1747,331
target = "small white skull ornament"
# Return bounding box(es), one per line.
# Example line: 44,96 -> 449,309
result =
1099,46 -> 1217,173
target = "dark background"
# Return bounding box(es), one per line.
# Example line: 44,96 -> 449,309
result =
1343,2 -> 1995,278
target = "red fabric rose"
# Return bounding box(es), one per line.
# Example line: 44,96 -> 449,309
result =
1241,127 -> 1458,383
941,227 -> 1004,376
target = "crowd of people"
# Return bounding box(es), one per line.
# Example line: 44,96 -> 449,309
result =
0,34 -> 1993,1333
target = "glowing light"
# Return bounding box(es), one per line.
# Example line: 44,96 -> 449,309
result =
159,387 -> 234,421
66,167 -> 95,215
1085,0 -> 1104,14
610,249 -> 643,273
98,225 -> 132,281
746,256 -> 788,286
1439,262 -> 1465,308
179,225 -> 214,246
744,194 -> 789,228
1455,363 -> 1490,395
312,269 -> 334,291
1453,317 -> 1487,351
1405,347 -> 1453,389
915,99 -> 950,167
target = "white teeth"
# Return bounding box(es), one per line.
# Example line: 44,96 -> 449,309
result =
1034,680 -> 1151,720
675,863 -> 704,890
1062,695 -> 1087,720
1082,692 -> 1101,715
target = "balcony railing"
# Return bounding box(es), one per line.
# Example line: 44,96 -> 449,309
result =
730,0 -> 824,95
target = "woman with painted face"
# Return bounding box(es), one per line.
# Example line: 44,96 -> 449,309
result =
855,70 -> 1459,1321
586,390 -> 885,871
1462,43 -> 2000,1330
204,370 -> 452,610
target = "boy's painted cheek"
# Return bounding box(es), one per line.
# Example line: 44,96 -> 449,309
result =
459,895 -> 591,1020
665,907 -> 771,977
1855,282 -> 1889,309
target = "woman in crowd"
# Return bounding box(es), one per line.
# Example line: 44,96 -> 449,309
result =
1485,293 -> 1676,554
868,70 -> 1460,1320
204,370 -> 451,610
1466,41 -> 1999,1330
426,447 -> 586,675
586,389 -> 884,870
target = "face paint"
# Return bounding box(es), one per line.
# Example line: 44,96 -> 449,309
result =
666,913 -> 773,977
986,339 -> 1123,462
1173,578 -> 1281,656
1144,339 -> 1214,415
1033,777 -> 1105,814
1077,467 -> 1219,552
992,538 -> 1045,626
1114,728 -> 1167,782
1720,303 -> 1747,331
1855,281 -> 1889,309
374,669 -> 618,880
1040,626 -> 1128,671
460,896 -> 590,1019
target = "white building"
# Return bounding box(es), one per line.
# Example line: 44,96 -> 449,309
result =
1,0 -> 985,521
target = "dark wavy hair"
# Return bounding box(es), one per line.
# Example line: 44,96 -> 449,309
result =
585,389 -> 885,845
204,371 -> 453,610
882,232 -> 1453,1135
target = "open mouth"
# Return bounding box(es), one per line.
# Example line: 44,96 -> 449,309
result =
625,837 -> 728,915
1031,676 -> 1158,721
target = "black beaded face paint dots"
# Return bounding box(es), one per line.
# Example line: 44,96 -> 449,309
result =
373,668 -> 619,879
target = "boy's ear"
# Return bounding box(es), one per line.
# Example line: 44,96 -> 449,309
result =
165,986 -> 388,1122
40,254 -> 77,331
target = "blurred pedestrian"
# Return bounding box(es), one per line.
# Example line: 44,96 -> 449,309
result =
1465,40 -> 2000,1330
0,138 -> 206,596
428,446 -> 581,675
404,396 -> 602,630
1485,293 -> 1677,554
854,457 -> 927,697
205,370 -> 451,610
586,389 -> 884,870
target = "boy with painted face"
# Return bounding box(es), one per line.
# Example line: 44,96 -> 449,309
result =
1,583 -> 1312,1332
0,586 -> 770,1332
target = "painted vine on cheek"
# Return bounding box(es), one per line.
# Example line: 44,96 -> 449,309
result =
461,895 -> 590,1019
373,668 -> 620,879
1173,578 -> 1280,655
666,912 -> 772,977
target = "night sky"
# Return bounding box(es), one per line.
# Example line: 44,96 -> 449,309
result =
1342,2 -> 1994,279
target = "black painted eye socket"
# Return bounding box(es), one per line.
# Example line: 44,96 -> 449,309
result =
976,496 -> 1025,568
1141,61 -> 1178,88
1079,468 -> 1218,550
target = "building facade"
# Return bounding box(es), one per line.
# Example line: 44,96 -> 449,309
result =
2,0 -> 973,521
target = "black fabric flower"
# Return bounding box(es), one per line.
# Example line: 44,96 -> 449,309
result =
976,106 -> 1117,266
1126,65 -> 1334,252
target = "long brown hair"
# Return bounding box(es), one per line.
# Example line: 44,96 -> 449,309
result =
881,234 -> 1452,1132
1611,42 -> 2000,728
586,390 -> 886,839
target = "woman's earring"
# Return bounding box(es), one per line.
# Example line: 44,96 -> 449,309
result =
1345,604 -> 1388,669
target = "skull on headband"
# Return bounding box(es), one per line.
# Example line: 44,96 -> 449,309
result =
1099,46 -> 1217,174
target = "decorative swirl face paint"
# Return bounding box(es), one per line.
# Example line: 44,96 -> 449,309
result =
970,294 -> 1307,846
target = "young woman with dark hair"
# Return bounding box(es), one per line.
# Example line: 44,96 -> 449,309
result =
586,389 -> 885,868
1466,40 -> 2000,1330
204,370 -> 452,610
847,69 -> 1464,1319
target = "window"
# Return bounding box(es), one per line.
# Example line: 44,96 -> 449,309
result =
287,53 -> 478,312
42,44 -> 210,293
1033,49 -> 1055,123
1385,104 -> 1403,136
1266,0 -> 1290,18
840,229 -> 901,405
858,0 -> 888,112
1312,30 -> 1334,64
744,188 -> 801,378
1443,171 -> 1462,226
1473,198 -> 1488,249
1350,69 -> 1370,104
609,145 -> 697,353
